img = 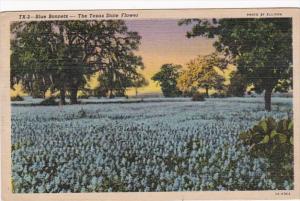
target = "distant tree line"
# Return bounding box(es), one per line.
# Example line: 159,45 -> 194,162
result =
152,53 -> 229,98
11,20 -> 146,104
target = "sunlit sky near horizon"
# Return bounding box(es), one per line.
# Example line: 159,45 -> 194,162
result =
125,19 -> 216,94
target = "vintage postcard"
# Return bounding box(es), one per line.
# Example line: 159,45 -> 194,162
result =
0,8 -> 300,201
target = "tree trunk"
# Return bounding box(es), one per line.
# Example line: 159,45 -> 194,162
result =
205,87 -> 209,97
109,89 -> 114,99
70,86 -> 78,104
135,87 -> 138,97
59,87 -> 66,105
264,87 -> 273,111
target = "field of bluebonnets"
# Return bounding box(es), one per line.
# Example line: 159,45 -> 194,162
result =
11,97 -> 293,193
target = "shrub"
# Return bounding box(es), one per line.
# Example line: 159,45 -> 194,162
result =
78,108 -> 87,118
11,95 -> 24,102
182,87 -> 198,97
239,117 -> 293,188
78,94 -> 89,99
191,93 -> 205,101
40,97 -> 58,106
210,92 -> 227,98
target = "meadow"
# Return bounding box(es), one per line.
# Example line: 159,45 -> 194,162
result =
11,97 -> 293,193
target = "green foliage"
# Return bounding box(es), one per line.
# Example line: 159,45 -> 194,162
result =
31,79 -> 47,98
180,18 -> 292,111
227,71 -> 248,97
40,97 -> 58,106
181,87 -> 198,97
132,73 -> 149,97
77,93 -> 90,99
177,54 -> 226,97
93,21 -> 144,98
11,95 -> 24,102
274,79 -> 293,93
94,86 -> 109,98
210,92 -> 227,98
191,92 -> 206,101
152,64 -> 182,97
114,90 -> 126,97
11,20 -> 144,103
12,140 -> 33,152
240,117 -> 293,187
78,108 -> 87,118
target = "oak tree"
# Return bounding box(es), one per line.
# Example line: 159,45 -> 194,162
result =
179,18 -> 292,111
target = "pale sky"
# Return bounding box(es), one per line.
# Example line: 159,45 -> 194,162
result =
125,19 -> 216,94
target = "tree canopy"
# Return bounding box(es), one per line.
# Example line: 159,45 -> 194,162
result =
227,71 -> 248,97
179,18 -> 292,111
152,64 -> 182,97
11,20 -> 144,104
177,54 -> 226,97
